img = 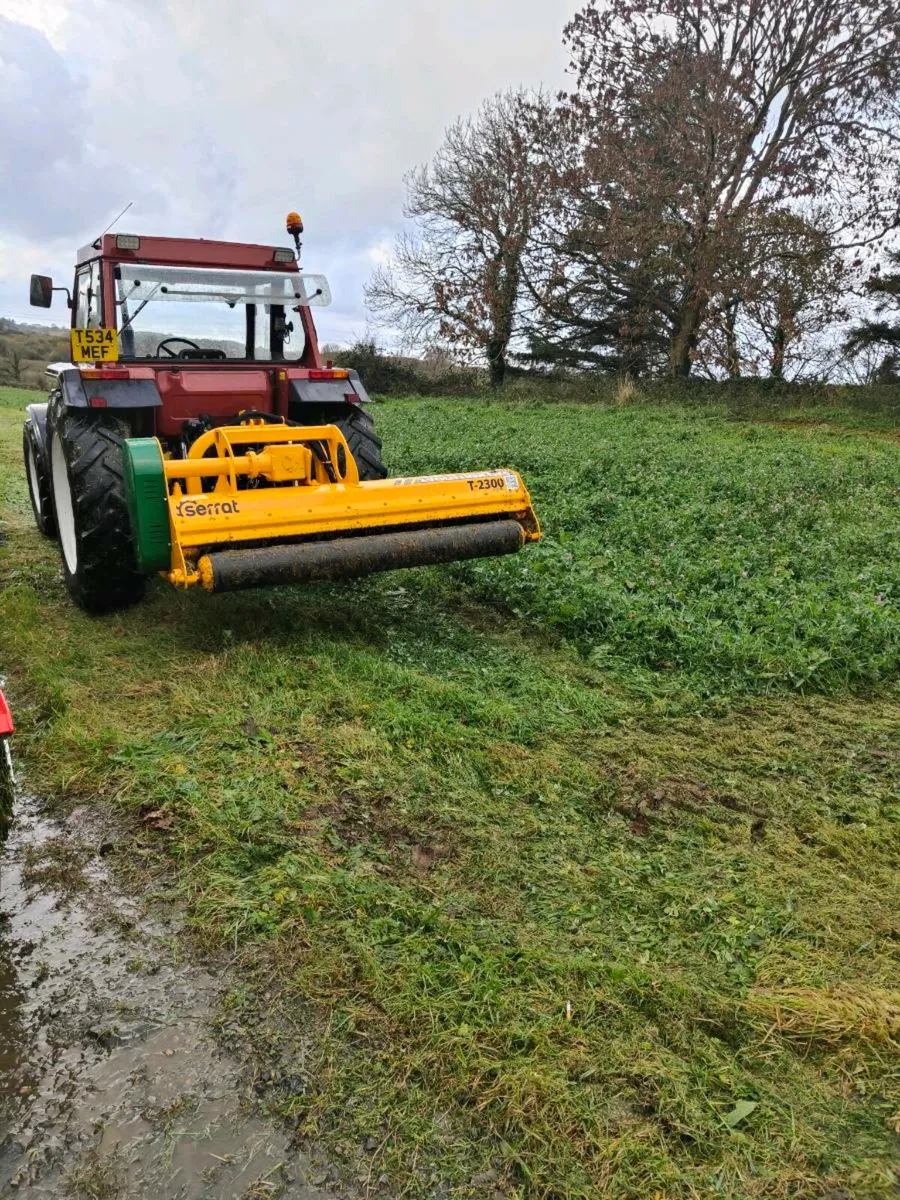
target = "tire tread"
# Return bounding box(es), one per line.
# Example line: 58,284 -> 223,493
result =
294,404 -> 388,480
49,409 -> 145,613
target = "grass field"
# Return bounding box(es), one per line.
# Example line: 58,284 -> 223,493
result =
1,383 -> 898,1198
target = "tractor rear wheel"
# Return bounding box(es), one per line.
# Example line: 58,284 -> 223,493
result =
303,405 -> 388,480
49,409 -> 146,613
23,421 -> 57,538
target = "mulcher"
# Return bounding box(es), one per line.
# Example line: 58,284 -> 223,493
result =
23,214 -> 540,613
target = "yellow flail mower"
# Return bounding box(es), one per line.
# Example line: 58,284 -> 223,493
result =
22,219 -> 539,611
124,418 -> 540,594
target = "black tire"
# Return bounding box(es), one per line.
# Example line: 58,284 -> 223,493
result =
23,422 -> 57,538
48,408 -> 146,613
300,405 -> 388,481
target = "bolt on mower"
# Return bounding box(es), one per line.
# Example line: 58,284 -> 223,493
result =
23,215 -> 540,613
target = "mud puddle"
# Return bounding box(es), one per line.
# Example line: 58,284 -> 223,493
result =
0,790 -> 337,1199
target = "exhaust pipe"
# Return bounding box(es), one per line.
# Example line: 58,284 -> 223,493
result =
199,519 -> 526,593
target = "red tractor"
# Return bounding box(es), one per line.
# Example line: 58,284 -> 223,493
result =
24,216 -> 539,613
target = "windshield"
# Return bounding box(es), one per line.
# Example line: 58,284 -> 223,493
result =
113,265 -> 331,361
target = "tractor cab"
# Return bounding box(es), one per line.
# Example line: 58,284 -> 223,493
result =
30,231 -> 368,436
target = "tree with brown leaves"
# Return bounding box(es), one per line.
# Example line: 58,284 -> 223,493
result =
563,0 -> 900,376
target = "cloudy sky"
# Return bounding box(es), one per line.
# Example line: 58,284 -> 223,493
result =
0,0 -> 572,345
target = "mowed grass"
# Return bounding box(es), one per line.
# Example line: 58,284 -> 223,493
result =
0,384 -> 898,1198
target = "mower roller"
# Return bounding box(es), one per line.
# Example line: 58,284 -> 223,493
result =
23,215 -> 540,612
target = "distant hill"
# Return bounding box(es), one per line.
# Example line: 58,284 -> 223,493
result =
0,319 -> 70,390
0,318 -> 68,336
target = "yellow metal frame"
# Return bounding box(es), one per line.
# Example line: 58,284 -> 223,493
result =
158,422 -> 540,589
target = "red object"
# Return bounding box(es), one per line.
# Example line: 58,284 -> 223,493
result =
68,231 -> 343,437
0,691 -> 13,738
77,234 -> 301,273
88,396 -> 108,408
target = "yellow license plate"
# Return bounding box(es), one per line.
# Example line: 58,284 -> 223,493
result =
71,327 -> 119,363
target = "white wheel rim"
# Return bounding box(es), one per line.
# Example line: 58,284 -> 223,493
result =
51,433 -> 78,574
26,439 -> 43,516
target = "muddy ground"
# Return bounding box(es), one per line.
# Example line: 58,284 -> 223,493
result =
0,786 -> 343,1200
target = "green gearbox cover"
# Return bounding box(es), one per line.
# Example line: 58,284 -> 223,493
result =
122,438 -> 171,574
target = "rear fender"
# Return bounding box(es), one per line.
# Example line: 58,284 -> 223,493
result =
289,369 -> 372,406
57,368 -> 162,410
25,402 -> 50,468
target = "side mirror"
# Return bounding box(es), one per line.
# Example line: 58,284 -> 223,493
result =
30,274 -> 54,308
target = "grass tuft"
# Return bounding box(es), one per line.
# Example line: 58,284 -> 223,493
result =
748,986 -> 900,1049
613,376 -> 640,406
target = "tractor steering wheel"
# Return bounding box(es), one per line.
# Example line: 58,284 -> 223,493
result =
157,337 -> 202,358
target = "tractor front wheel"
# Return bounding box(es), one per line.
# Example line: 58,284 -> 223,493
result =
23,421 -> 56,538
49,409 -> 146,613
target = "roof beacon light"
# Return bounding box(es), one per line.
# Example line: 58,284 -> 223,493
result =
116,234 -> 141,251
286,212 -> 304,263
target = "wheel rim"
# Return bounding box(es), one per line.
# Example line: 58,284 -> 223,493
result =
51,433 -> 78,573
26,438 -> 43,516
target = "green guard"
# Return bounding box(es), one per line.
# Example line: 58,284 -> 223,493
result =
122,438 -> 171,574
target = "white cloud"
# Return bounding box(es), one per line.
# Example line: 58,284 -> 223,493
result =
367,239 -> 395,268
0,0 -> 68,40
0,0 -> 571,340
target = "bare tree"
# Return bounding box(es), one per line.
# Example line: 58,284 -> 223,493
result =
697,211 -> 847,378
563,0 -> 900,377
366,90 -> 552,388
745,214 -> 848,378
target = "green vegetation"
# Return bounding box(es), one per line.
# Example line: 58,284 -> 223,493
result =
0,322 -> 69,390
1,384 -> 898,1198
392,397 -> 900,697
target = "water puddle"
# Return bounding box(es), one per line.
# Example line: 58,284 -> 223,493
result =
0,790 -> 338,1199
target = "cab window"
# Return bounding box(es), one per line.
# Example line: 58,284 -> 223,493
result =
74,261 -> 102,329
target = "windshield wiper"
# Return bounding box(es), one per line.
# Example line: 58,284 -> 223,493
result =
118,282 -> 162,333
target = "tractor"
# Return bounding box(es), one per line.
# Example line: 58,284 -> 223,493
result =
23,215 -> 540,613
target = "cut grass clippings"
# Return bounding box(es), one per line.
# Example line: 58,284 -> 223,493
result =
747,986 -> 900,1050
1,384 -> 898,1198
